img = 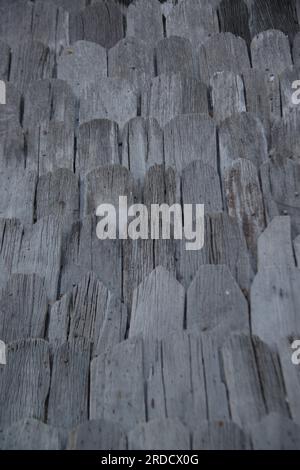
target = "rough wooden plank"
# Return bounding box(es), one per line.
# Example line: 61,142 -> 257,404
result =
129,267 -> 185,344
0,1 -> 33,49
0,82 -> 22,130
218,0 -> 251,44
223,158 -> 266,261
121,117 -> 164,183
295,235 -> 300,266
155,36 -> 196,77
251,30 -> 293,74
70,0 -> 124,49
47,338 -> 91,429
0,170 -> 36,224
164,114 -> 217,172
182,161 -> 223,212
260,155 -> 300,236
219,112 -> 268,175
0,274 -> 47,343
0,339 -> 50,427
257,216 -> 295,270
57,41 -> 107,98
251,267 -> 300,347
293,32 -> 300,66
186,265 -> 249,339
68,420 -> 126,450
0,123 -> 25,172
211,72 -> 246,123
60,215 -> 122,297
127,0 -> 163,46
51,0 -> 86,13
90,337 -> 146,431
279,66 -> 300,117
79,79 -> 138,131
249,0 -> 299,42
270,109 -> 300,160
142,74 -> 208,128
193,421 -> 251,450
13,215 -> 62,302
26,122 -> 75,176
166,0 -> 219,46
197,33 -> 251,85
48,271 -> 127,356
36,169 -> 79,226
0,218 -> 23,275
83,165 -> 135,217
0,419 -> 62,450
251,413 -> 300,450
278,335 -> 300,424
23,79 -> 76,131
128,419 -> 190,450
0,41 -> 10,80
77,120 -> 119,177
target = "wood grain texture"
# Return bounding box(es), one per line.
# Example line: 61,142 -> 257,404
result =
68,419 -> 126,450
279,66 -> 300,117
270,109 -> 300,160
0,41 -> 10,80
0,1 -> 33,49
0,419 -> 62,450
193,421 -> 251,450
251,413 -> 300,450
278,336 -> 300,424
128,418 -> 190,450
211,72 -> 246,123
218,0 -> 251,44
294,235 -> 300,266
155,36 -> 196,77
0,170 -> 36,224
251,30 -> 293,74
127,0 -> 163,46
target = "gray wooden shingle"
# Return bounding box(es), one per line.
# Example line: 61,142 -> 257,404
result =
90,337 -> 146,431
0,82 -> 21,129
57,41 -> 107,98
47,338 -> 91,429
0,123 -> 25,172
270,109 -> 300,160
166,0 -> 219,46
155,36 -> 196,77
295,235 -> 300,266
279,66 -> 300,117
0,273 -> 47,343
186,265 -> 249,339
218,0 -> 251,44
126,0 -> 163,46
142,74 -> 208,128
164,114 -> 217,172
278,336 -> 300,424
251,30 -> 293,74
193,421 -> 251,450
0,41 -> 10,80
211,72 -> 246,123
51,0 -> 86,13
68,419 -> 126,450
128,418 -> 190,450
251,413 -> 300,450
0,1 -> 33,49
293,32 -> 300,66
0,339 -> 50,426
0,419 -> 62,450
0,218 -> 23,275
0,170 -> 36,224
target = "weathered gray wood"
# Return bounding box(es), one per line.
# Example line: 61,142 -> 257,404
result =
129,267 -> 185,343
0,274 -> 47,343
295,235 -> 300,266
221,334 -> 266,428
23,79 -> 76,130
77,119 -> 119,177
155,36 -> 195,77
142,74 -> 208,128
0,218 -> 23,275
251,30 -> 293,74
186,265 -> 249,339
260,155 -> 300,236
57,41 -> 107,98
218,0 -> 251,44
257,216 -> 296,270
0,170 -> 36,224
47,338 -> 91,429
0,419 -> 62,450
10,40 -> 53,94
197,33 -> 251,85
251,413 -> 300,450
0,41 -> 10,80
249,0 -> 299,42
164,114 -> 217,172
121,117 -> 164,183
48,271 -> 127,357
279,66 -> 300,117
26,122 -> 75,175
193,421 -> 251,450
13,215 -> 62,302
166,0 -> 219,46
243,69 -> 281,139
90,337 -> 146,431
0,123 -> 25,172
0,339 -> 50,426
270,109 -> 300,160
127,0 -> 163,46
68,419 -> 126,450
60,215 -> 122,297
51,0 -> 86,13
219,112 -> 268,175
36,169 -> 79,226
128,418 -> 190,450
251,267 -> 300,347
0,1 -> 33,49
143,164 -> 179,208
79,79 -> 138,131
70,0 -> 124,49
83,165 -> 135,218
278,336 -> 300,424
223,159 -> 266,261
182,161 -> 223,212
293,32 -> 300,66
0,82 -> 22,130
211,72 -> 246,123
